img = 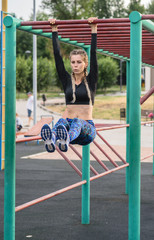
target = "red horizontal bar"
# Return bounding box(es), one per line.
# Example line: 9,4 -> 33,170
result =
90,150 -> 109,171
141,121 -> 154,125
140,86 -> 154,105
97,132 -> 126,164
93,140 -> 119,167
69,145 -> 99,175
142,15 -> 154,20
96,124 -> 129,131
52,18 -> 130,25
15,160 -> 129,212
141,153 -> 154,161
72,33 -> 153,38
16,136 -> 41,143
15,180 -> 87,212
43,30 -> 132,35
56,146 -> 82,177
67,38 -> 131,43
21,18 -> 130,26
58,23 -> 130,28
32,26 -> 132,32
90,164 -> 129,182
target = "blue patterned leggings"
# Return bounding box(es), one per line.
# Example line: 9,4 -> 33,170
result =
52,118 -> 96,145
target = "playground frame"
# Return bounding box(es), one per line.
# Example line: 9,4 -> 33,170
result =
1,11 -> 154,240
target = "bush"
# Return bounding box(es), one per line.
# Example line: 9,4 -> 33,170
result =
53,57 -> 72,90
16,56 -> 32,92
16,56 -> 56,93
97,56 -> 119,91
37,57 -> 56,92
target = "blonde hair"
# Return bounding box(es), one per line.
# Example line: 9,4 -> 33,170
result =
70,49 -> 92,105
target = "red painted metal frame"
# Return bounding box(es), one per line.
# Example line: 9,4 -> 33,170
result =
15,180 -> 87,212
97,132 -> 126,164
15,163 -> 129,212
141,153 -> 154,161
69,145 -> 99,175
20,15 -> 154,65
93,140 -> 119,167
140,86 -> 154,105
15,15 -> 154,212
15,120 -> 154,211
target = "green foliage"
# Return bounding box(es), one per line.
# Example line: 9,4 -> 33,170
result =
16,56 -> 56,93
146,0 -> 154,14
37,57 -> 56,92
17,30 -> 53,60
26,57 -> 33,92
92,0 -> 111,18
97,57 -> 119,90
111,0 -> 127,18
16,56 -> 32,92
126,0 -> 145,15
41,0 -> 94,19
92,0 -> 127,18
29,11 -> 49,21
37,36 -> 53,59
17,30 -> 32,56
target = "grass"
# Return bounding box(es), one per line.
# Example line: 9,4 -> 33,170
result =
47,94 -> 153,120
16,86 -> 154,120
93,95 -> 126,119
48,95 -> 127,120
16,87 -> 63,100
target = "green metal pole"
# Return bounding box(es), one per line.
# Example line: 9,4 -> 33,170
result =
84,45 -> 91,72
153,94 -> 154,175
82,144 -> 90,224
125,60 -> 130,194
81,46 -> 91,224
3,16 -> 18,240
142,20 -> 154,33
129,11 -> 142,240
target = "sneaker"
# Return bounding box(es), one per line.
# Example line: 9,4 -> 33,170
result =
57,125 -> 70,152
41,124 -> 56,152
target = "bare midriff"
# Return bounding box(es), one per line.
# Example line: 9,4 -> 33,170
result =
62,105 -> 93,120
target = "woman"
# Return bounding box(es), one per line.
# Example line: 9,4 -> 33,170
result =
41,17 -> 98,152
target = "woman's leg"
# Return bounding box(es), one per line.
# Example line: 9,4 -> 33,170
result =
70,119 -> 96,145
68,118 -> 82,142
52,118 -> 70,140
41,118 -> 69,152
56,118 -> 96,148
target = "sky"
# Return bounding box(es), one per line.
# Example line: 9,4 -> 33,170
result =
0,0 -> 152,21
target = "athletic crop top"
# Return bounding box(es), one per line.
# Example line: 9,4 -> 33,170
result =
52,32 -> 98,105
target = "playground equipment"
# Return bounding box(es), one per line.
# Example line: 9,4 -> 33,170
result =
0,3 -> 8,170
1,11 -> 154,240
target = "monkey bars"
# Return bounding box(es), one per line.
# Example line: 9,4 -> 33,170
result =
17,14 -> 154,67
2,11 -> 154,240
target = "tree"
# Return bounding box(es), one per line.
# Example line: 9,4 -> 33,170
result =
111,0 -> 127,18
92,0 -> 112,18
41,0 -> 94,19
16,56 -> 32,92
92,0 -> 127,18
146,0 -> 154,14
17,30 -> 33,57
37,36 -> 53,59
37,57 -> 55,92
97,56 -> 119,91
126,0 -> 145,15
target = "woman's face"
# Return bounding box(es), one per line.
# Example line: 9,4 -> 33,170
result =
70,54 -> 87,75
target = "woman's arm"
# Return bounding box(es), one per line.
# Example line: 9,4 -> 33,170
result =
88,17 -> 98,89
48,19 -> 69,90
